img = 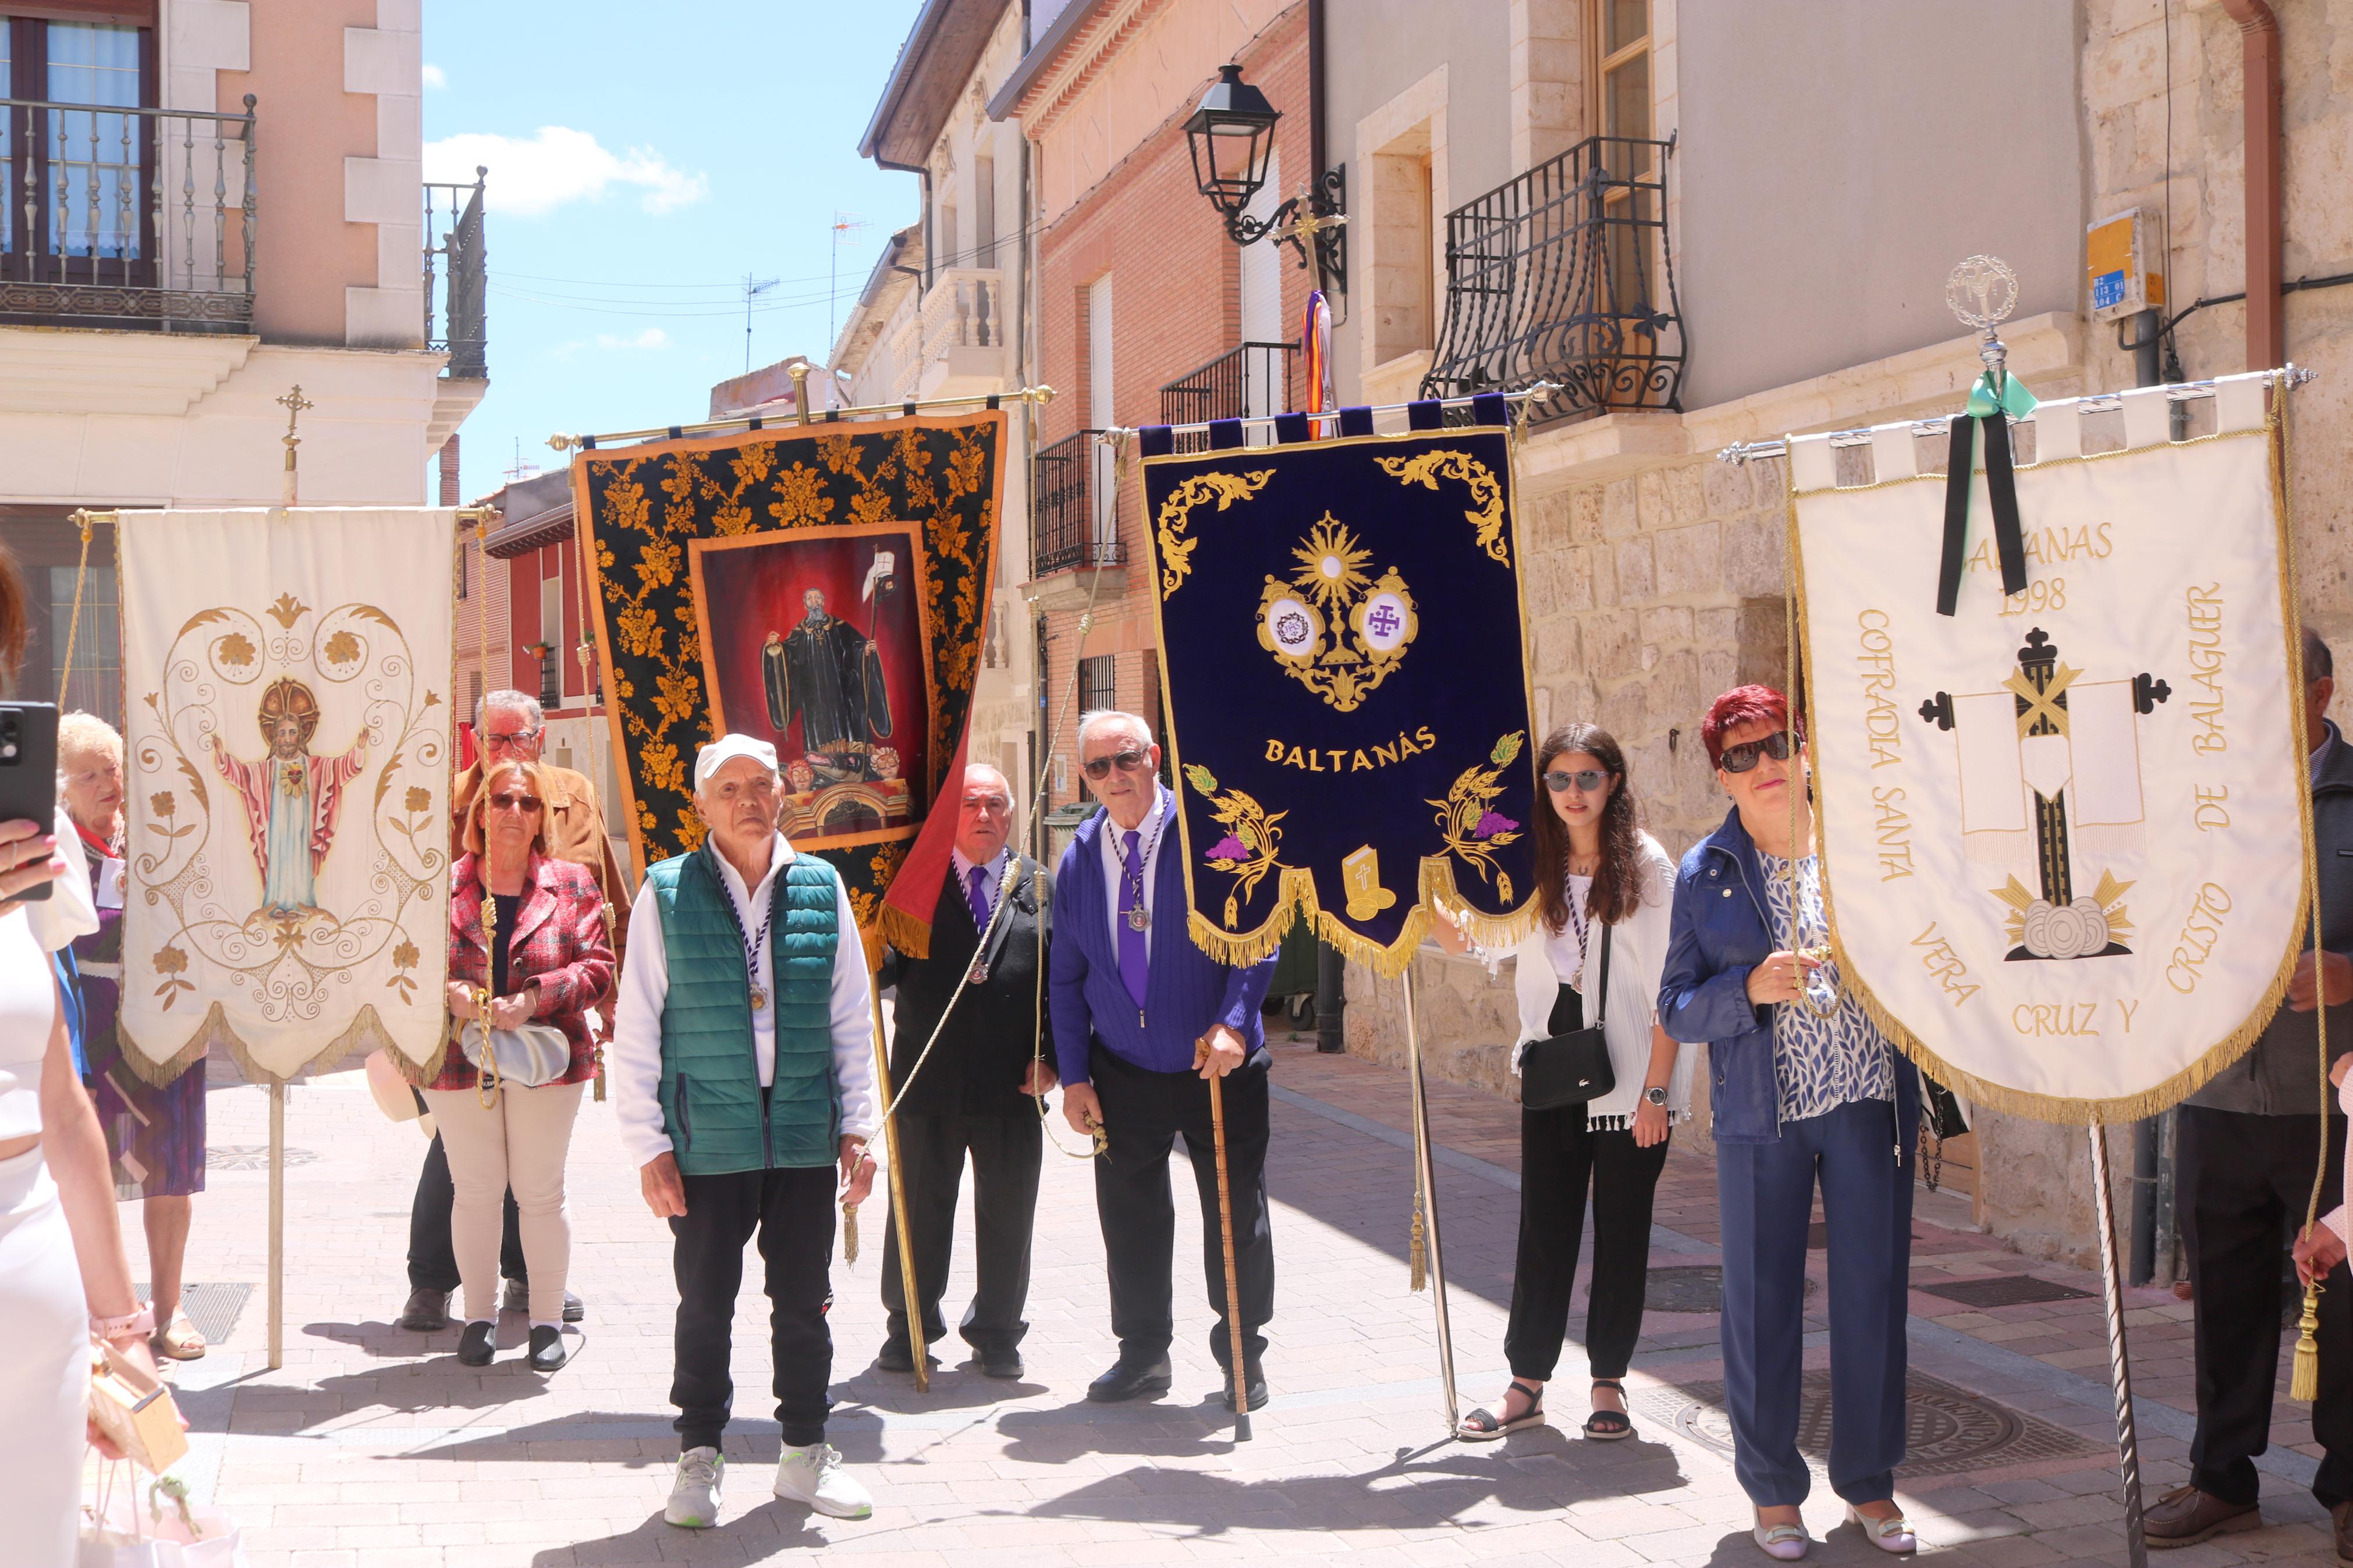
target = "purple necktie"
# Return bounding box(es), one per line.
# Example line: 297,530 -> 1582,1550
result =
967,865 -> 992,930
1117,827 -> 1148,1010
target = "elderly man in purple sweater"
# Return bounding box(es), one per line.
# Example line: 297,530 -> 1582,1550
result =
1052,709 -> 1277,1411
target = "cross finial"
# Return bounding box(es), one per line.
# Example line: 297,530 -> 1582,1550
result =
277,385 -> 313,506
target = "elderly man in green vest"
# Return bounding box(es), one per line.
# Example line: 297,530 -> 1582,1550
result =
611,734 -> 882,1528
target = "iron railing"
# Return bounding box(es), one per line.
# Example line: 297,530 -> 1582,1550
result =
1421,134 -> 1683,425
425,168 -> 487,379
1159,341 -> 1297,452
536,648 -> 560,710
1032,428 -> 1123,577
0,94 -> 256,330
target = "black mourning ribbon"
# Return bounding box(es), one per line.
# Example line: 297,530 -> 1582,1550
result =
1936,412 -> 2027,617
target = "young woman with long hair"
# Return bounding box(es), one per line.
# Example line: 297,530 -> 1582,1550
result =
1436,720 -> 1690,1442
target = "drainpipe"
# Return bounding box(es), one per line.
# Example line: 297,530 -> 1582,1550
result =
2219,0 -> 2284,371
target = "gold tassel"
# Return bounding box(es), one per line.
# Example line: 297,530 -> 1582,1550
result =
1408,1199 -> 1428,1292
2292,1280 -> 2323,1401
842,1204 -> 859,1268
592,1046 -> 606,1103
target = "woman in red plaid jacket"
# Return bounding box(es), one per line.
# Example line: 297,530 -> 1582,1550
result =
424,757 -> 614,1373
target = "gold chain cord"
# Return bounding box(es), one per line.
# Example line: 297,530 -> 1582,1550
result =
567,519 -> 615,1102
56,512 -> 93,706
1782,553 -> 1846,1019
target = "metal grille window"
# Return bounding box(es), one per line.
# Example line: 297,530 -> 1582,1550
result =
1032,429 -> 1121,575
1077,653 -> 1116,717
1159,343 -> 1297,454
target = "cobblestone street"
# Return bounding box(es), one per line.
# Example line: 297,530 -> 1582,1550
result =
130,1036 -> 2340,1567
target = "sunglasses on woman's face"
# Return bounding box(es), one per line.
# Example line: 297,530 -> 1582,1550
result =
1081,748 -> 1151,781
489,792 -> 544,813
1717,730 -> 1794,774
1543,768 -> 1610,795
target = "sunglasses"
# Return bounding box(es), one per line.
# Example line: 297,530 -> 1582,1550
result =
1543,768 -> 1610,795
488,792 -> 544,813
1717,730 -> 1794,774
1081,748 -> 1152,781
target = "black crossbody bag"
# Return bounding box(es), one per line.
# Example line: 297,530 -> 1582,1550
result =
1520,921 -> 1615,1111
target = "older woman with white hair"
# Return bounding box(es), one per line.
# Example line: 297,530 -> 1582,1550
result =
60,710 -> 212,1360
612,734 -> 882,1528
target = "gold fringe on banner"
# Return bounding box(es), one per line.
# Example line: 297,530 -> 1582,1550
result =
878,899 -> 933,963
1780,409 -> 2314,1126
1177,859 -> 1539,980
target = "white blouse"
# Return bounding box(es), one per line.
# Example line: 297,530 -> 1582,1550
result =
1499,829 -> 1693,1126
0,808 -> 99,1139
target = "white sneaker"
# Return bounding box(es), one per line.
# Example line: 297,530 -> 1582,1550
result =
773,1442 -> 872,1519
665,1446 -> 723,1528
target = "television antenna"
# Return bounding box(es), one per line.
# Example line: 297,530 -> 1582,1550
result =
742,274 -> 779,373
829,212 -> 868,355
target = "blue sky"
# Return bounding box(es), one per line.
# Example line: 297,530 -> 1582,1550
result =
422,1 -> 928,501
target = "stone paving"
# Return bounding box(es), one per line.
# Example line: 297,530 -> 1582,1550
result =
111,1034 -> 2345,1567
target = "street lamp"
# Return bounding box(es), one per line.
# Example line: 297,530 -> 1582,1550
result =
1183,63 -> 1347,291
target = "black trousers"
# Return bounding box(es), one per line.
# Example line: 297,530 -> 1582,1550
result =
669,1165 -> 836,1452
1506,984 -> 1671,1382
407,1130 -> 525,1294
1089,1042 -> 1275,1371
2180,1105 -> 2353,1506
880,1110 -> 1042,1357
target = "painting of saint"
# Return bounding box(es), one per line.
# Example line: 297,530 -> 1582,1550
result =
210,676 -> 368,918
689,525 -> 935,851
762,584 -> 893,784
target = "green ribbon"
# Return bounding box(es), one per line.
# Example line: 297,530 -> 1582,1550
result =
1963,369 -> 2038,422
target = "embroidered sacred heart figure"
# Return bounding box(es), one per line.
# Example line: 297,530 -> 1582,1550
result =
1257,514 -> 1418,712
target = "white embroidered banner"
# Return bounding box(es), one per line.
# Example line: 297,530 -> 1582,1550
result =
117,509 -> 456,1083
1790,381 -> 2306,1121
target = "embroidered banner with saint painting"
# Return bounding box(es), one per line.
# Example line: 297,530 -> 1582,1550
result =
1140,415 -> 1541,975
115,509 -> 458,1085
1787,372 -> 2308,1122
574,411 -> 1003,954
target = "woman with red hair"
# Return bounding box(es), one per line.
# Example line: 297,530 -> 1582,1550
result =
1659,685 -> 1921,1559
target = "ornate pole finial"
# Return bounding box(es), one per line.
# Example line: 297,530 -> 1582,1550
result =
276,385 -> 315,507
786,358 -> 814,427
1946,255 -> 2020,399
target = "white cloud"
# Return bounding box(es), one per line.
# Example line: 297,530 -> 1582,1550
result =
423,127 -> 709,218
421,63 -> 447,90
594,328 -> 670,351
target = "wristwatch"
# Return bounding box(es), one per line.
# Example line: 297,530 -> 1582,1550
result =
1643,1086 -> 1670,1107
90,1304 -> 155,1342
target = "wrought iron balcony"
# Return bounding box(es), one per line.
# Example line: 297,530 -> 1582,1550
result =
1032,428 -> 1123,578
1158,341 -> 1297,453
1421,134 -> 1683,426
0,95 -> 257,331
425,169 -> 487,379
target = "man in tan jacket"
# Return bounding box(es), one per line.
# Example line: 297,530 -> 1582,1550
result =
397,689 -> 632,1331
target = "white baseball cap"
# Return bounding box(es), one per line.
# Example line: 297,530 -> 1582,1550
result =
693,734 -> 780,791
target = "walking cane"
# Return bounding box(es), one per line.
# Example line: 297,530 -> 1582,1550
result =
1207,1057 -> 1253,1442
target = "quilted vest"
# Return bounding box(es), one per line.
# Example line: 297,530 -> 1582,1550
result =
645,842 -> 841,1175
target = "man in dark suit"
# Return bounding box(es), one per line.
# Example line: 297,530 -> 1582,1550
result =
876,763 -> 1056,1380
1051,710 -> 1278,1411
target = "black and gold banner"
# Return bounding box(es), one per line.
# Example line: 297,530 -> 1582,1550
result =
1141,413 -> 1539,975
574,411 -> 1003,945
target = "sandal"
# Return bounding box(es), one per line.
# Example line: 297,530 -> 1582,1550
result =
1458,1378 -> 1545,1441
153,1305 -> 207,1360
1584,1377 -> 1634,1441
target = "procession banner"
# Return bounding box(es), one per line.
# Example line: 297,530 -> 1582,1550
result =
116,509 -> 458,1084
1140,411 -> 1540,975
1789,374 -> 2306,1121
573,410 -> 1004,958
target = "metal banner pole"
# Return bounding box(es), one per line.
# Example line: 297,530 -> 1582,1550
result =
1401,966 -> 1460,1431
268,1080 -> 285,1371
2088,1122 -> 2148,1568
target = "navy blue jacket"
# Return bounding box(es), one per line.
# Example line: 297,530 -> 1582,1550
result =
1050,801 -> 1275,1085
1658,803 -> 1918,1146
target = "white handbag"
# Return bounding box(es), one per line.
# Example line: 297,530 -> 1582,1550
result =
456,1019 -> 570,1096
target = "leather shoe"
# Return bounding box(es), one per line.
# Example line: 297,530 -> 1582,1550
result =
397,1286 -> 450,1332
456,1320 -> 495,1367
876,1341 -> 937,1374
2332,1501 -> 2353,1566
978,1347 -> 1024,1380
527,1324 -> 570,1373
501,1281 -> 585,1322
1221,1368 -> 1269,1413
2143,1484 -> 2258,1548
1087,1357 -> 1173,1402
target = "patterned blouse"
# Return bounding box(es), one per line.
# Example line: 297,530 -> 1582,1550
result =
1759,851 -> 1894,1122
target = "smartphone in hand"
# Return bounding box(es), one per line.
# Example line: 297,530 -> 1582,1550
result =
0,702 -> 59,902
